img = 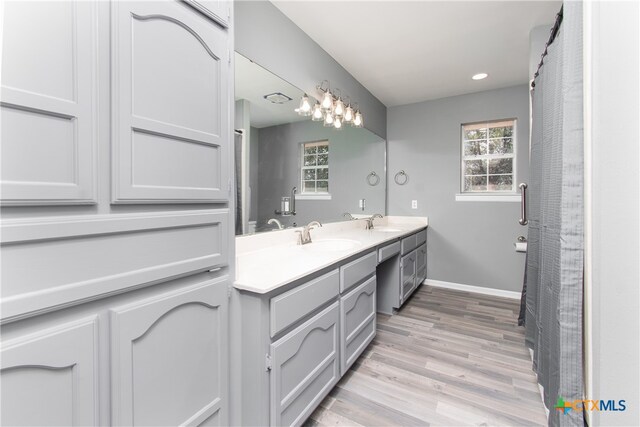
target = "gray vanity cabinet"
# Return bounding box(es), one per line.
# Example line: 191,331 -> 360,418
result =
377,228 -> 428,313
110,278 -> 229,426
340,275 -> 377,375
270,302 -> 340,427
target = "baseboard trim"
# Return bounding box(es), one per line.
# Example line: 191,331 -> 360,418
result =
422,279 -> 522,300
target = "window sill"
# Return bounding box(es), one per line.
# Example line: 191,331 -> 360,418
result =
295,194 -> 332,201
455,193 -> 521,202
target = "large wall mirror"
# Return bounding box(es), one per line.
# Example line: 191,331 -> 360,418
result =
234,52 -> 386,235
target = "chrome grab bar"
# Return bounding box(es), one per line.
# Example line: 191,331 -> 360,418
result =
519,183 -> 528,225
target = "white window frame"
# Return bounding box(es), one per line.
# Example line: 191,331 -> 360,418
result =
298,140 -> 331,200
457,119 -> 520,202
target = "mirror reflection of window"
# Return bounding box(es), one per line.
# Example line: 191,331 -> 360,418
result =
301,141 -> 329,195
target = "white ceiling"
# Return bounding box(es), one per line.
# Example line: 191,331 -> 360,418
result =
272,1 -> 561,106
235,53 -> 312,128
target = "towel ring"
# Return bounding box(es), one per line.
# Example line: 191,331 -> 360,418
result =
394,170 -> 408,185
366,171 -> 380,186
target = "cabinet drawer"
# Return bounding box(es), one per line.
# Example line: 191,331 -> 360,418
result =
270,269 -> 340,337
378,241 -> 400,263
340,276 -> 376,375
340,251 -> 377,293
416,229 -> 427,246
401,234 -> 417,255
270,302 -> 340,427
416,243 -> 427,270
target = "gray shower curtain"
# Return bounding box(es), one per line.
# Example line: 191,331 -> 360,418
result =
525,2 -> 584,426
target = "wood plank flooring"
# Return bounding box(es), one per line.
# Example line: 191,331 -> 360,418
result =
305,285 -> 547,426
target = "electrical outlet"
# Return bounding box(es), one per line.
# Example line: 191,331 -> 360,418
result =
411,200 -> 418,209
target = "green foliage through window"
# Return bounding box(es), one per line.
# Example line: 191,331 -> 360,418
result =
301,141 -> 329,194
462,120 -> 515,192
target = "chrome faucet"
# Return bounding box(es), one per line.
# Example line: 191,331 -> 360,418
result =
295,221 -> 322,245
365,213 -> 384,230
267,218 -> 284,230
343,212 -> 356,220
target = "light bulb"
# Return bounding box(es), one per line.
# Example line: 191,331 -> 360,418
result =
311,102 -> 323,121
344,105 -> 354,122
321,91 -> 333,110
334,116 -> 342,129
323,110 -> 334,127
353,111 -> 363,128
334,98 -> 344,116
298,94 -> 311,116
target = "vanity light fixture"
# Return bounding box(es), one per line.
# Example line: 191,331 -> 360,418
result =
298,80 -> 364,130
321,90 -> 333,110
323,109 -> 334,127
353,110 -> 363,128
343,103 -> 354,123
334,97 -> 345,117
334,116 -> 343,129
298,94 -> 312,116
311,102 -> 323,121
472,72 -> 488,80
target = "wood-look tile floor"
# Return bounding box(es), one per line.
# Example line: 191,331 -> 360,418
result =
305,285 -> 548,427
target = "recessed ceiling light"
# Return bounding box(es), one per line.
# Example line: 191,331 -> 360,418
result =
472,73 -> 488,81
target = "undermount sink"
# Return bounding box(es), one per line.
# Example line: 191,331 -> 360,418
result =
372,227 -> 402,232
302,239 -> 362,252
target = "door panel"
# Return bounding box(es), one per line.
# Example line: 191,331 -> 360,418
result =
270,302 -> 340,427
0,317 -> 99,426
110,278 -> 229,426
1,1 -> 96,205
340,275 -> 376,374
112,1 -> 230,203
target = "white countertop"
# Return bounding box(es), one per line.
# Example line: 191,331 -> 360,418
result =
235,216 -> 428,294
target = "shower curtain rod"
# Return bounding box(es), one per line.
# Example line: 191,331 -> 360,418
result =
531,5 -> 564,88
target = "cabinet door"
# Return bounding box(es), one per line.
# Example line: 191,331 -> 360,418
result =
110,278 -> 229,426
340,275 -> 376,375
416,243 -> 427,284
1,1 -> 97,205
400,252 -> 416,304
112,1 -> 230,203
270,302 -> 340,427
1,317 -> 99,426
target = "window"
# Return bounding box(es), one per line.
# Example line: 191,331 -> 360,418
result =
301,141 -> 329,195
461,119 -> 516,193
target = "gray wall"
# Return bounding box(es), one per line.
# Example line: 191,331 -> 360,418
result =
588,1 -> 639,425
235,0 -> 387,139
257,121 -> 385,228
387,85 -> 530,292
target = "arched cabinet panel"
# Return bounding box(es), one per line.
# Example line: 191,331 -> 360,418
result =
269,302 -> 340,427
112,1 -> 230,203
110,277 -> 229,426
0,317 -> 99,426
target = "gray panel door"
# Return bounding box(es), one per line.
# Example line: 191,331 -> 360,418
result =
401,252 -> 416,304
340,275 -> 376,375
1,317 -> 99,426
112,0 -> 230,203
270,302 -> 340,427
110,278 -> 229,426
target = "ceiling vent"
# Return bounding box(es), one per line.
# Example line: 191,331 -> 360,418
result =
263,92 -> 292,104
